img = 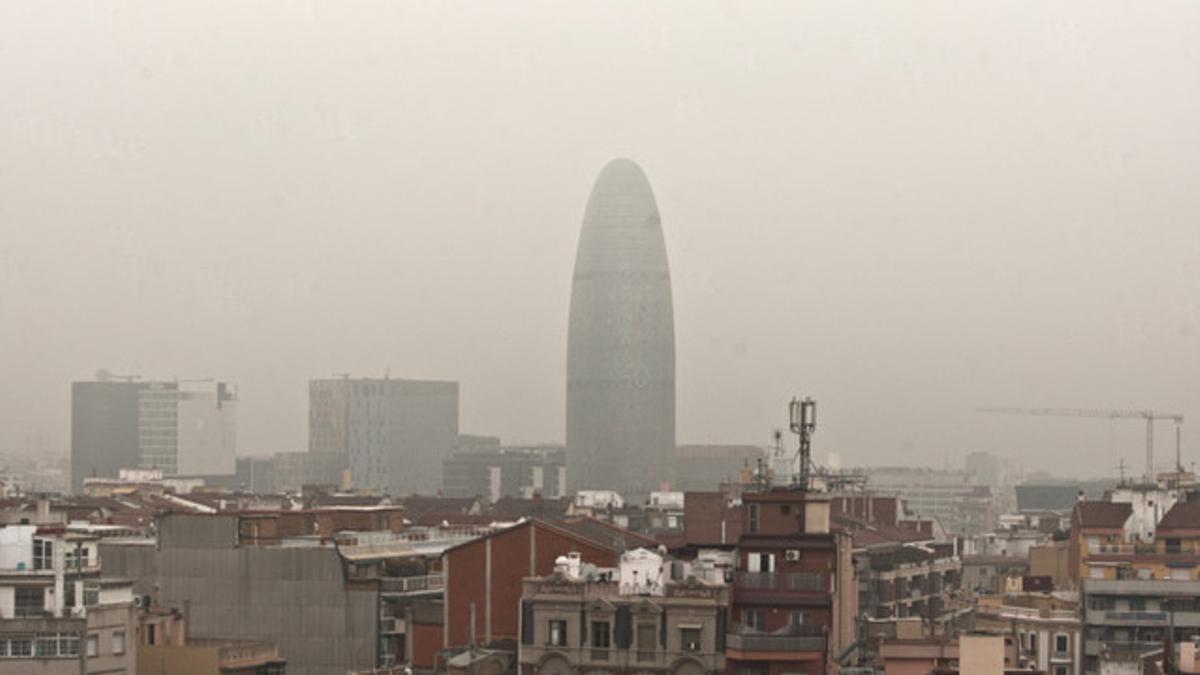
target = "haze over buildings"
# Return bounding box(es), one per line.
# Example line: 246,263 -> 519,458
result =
2,3 -> 1199,479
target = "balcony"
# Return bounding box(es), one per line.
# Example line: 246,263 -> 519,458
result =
725,623 -> 825,654
735,572 -> 826,593
519,646 -> 723,672
1085,579 -> 1200,597
1084,640 -> 1164,657
379,574 -> 444,595
379,616 -> 406,634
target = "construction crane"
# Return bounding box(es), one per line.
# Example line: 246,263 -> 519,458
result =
976,406 -> 1184,483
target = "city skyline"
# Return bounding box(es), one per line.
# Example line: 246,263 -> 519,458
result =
1,3 -> 1197,479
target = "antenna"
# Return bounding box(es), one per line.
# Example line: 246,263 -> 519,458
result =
789,397 -> 817,491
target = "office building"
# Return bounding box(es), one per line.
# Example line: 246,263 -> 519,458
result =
442,443 -> 566,501
71,377 -> 236,493
138,381 -> 237,477
309,377 -> 458,496
566,159 -> 675,498
71,379 -> 145,494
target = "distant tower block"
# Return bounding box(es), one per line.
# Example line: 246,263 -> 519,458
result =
566,159 -> 675,497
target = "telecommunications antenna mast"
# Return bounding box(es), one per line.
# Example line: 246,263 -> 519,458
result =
789,397 -> 817,491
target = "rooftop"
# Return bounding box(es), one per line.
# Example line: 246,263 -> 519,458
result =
1074,501 -> 1133,529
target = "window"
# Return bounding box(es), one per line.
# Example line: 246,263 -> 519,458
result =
87,634 -> 98,657
15,587 -> 45,617
1128,597 -> 1146,611
1165,538 -> 1182,554
747,553 -> 775,573
788,611 -> 809,627
8,639 -> 32,657
743,609 -> 764,631
636,624 -> 656,662
591,621 -> 610,660
147,624 -> 156,646
591,621 -> 611,647
1029,633 -> 1038,654
1055,634 -> 1069,655
65,546 -> 90,570
35,634 -> 77,657
680,627 -> 702,652
32,540 -> 53,570
1055,667 -> 1069,675
747,504 -> 759,533
548,620 -> 567,647
780,504 -> 790,515
112,631 -> 125,656
83,583 -> 99,607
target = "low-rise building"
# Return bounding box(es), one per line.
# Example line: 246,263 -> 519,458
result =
971,594 -> 1082,675
518,548 -> 727,675
0,525 -> 138,674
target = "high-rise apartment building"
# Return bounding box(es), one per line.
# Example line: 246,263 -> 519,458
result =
309,377 -> 458,496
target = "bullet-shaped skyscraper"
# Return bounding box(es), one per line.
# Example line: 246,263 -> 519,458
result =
567,159 -> 675,497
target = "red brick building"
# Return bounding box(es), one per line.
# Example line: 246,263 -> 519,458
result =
683,491 -> 743,547
440,517 -> 658,650
725,491 -> 856,675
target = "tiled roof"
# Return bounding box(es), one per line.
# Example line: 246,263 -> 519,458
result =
1157,499 -> 1200,531
1074,501 -> 1132,529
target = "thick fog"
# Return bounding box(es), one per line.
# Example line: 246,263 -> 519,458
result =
1,2 -> 1197,478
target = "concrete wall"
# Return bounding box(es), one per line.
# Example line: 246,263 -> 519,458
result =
960,635 -> 1004,675
100,514 -> 378,675
138,644 -> 220,675
86,602 -> 137,675
0,658 -> 79,675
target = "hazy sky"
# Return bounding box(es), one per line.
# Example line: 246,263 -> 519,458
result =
2,2 -> 1198,479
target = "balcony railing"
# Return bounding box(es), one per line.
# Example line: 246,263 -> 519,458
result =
1084,640 -> 1165,657
518,646 -> 723,671
736,572 -> 826,592
379,574 -> 444,594
726,622 -> 825,653
1086,543 -> 1157,555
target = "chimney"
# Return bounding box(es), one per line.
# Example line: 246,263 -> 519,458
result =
803,494 -> 831,534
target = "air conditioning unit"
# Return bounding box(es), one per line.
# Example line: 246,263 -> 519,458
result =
785,550 -> 801,561
132,595 -> 144,608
